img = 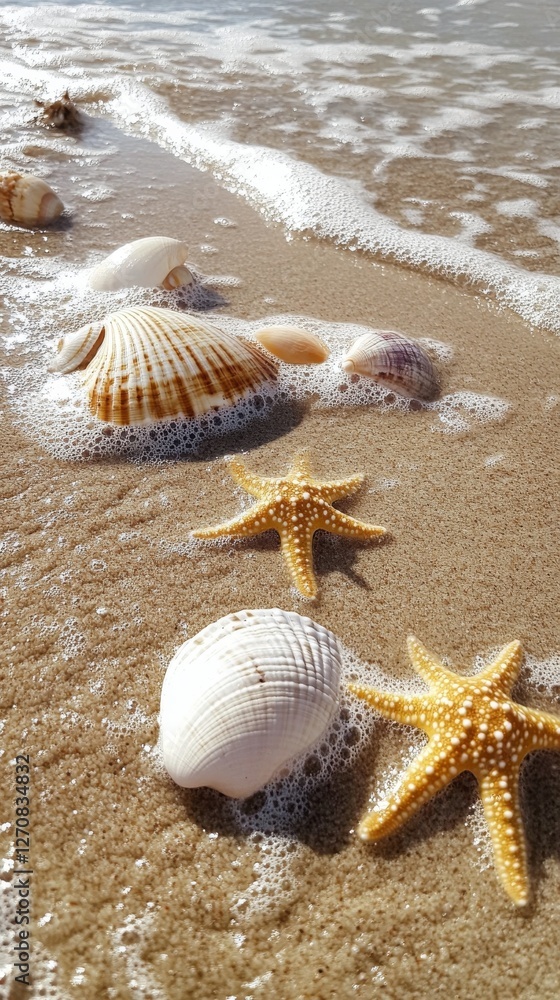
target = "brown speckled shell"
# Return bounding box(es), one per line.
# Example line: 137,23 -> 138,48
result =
255,325 -> 330,365
0,173 -> 64,227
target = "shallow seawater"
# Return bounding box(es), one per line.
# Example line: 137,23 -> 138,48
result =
1,3 -> 560,999
1,0 -> 560,325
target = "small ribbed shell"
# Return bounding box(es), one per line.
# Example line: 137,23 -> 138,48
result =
49,306 -> 278,426
341,330 -> 440,400
159,608 -> 342,797
48,321 -> 105,375
88,237 -> 192,291
255,325 -> 330,365
0,173 -> 64,227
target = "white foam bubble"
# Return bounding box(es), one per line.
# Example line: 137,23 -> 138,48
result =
495,198 -> 539,218
111,911 -> 165,999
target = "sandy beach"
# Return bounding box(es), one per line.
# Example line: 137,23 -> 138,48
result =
1,116 -> 560,999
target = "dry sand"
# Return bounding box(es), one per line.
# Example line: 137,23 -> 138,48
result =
1,121 -> 560,999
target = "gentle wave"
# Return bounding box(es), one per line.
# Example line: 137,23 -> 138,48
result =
1,2 -> 560,333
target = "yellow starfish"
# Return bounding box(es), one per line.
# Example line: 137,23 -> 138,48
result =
191,453 -> 386,598
349,636 -> 560,906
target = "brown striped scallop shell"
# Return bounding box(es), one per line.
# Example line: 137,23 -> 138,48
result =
48,307 -> 278,426
341,330 -> 440,401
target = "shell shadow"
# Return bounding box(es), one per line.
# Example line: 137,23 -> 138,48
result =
71,397 -> 308,467
192,397 -> 309,462
174,713 -> 382,858
45,213 -> 75,234
173,279 -> 229,312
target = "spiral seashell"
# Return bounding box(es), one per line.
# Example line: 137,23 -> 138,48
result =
255,325 -> 330,365
0,173 -> 64,227
36,90 -> 81,131
48,306 -> 278,425
159,608 -> 342,797
88,237 -> 193,291
341,330 -> 440,400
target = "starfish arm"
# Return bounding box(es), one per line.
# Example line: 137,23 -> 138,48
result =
407,636 -> 459,688
319,474 -> 364,504
191,501 -> 272,540
519,706 -> 560,754
226,458 -> 274,499
539,709 -> 560,749
348,682 -> 429,729
279,527 -> 317,598
289,452 -> 314,479
478,640 -> 524,694
319,507 -> 386,540
479,770 -> 529,906
357,741 -> 454,841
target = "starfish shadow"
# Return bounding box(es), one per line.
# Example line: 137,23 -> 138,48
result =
313,530 -> 389,593
350,720 -> 479,857
521,750 -> 560,902
370,773 -> 479,861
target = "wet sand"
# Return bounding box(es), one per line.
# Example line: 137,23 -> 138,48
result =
1,120 -> 560,998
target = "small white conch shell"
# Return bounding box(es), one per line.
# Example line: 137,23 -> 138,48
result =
341,330 -> 440,400
88,237 -> 193,291
0,173 -> 64,227
255,325 -> 330,365
159,608 -> 342,797
48,306 -> 278,425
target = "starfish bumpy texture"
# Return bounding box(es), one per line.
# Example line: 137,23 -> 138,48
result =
349,636 -> 560,906
191,453 -> 386,598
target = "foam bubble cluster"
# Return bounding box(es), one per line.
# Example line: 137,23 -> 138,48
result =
220,642 -> 427,922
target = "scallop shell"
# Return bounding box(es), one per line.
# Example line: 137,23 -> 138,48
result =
341,330 -> 440,400
48,306 -> 278,425
255,325 -> 330,365
88,237 -> 193,291
0,173 -> 64,227
159,608 -> 342,797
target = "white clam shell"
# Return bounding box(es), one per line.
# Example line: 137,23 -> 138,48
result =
88,237 -> 191,291
159,608 -> 342,797
48,306 -> 278,425
255,325 -> 330,365
0,173 -> 64,227
341,330 -> 440,400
